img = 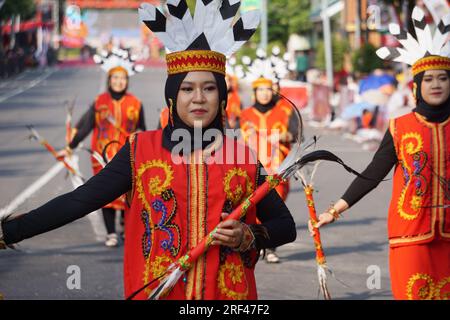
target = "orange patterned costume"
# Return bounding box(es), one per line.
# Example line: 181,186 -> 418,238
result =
92,92 -> 142,210
226,89 -> 242,129
388,113 -> 450,299
159,107 -> 170,129
240,101 -> 292,200
124,130 -> 259,299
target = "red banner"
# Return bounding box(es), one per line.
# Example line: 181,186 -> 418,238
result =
68,0 -> 159,9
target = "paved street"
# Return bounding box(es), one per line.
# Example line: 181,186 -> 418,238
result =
0,65 -> 393,300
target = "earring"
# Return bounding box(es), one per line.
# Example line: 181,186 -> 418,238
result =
169,98 -> 174,126
221,100 -> 226,128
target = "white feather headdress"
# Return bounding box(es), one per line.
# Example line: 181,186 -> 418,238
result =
93,47 -> 144,76
269,46 -> 292,81
226,56 -> 246,79
138,0 -> 260,75
241,49 -> 278,87
376,6 -> 450,76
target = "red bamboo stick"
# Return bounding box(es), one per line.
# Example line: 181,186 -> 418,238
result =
179,174 -> 283,270
304,185 -> 326,265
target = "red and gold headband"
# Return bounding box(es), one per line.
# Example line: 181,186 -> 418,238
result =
412,56 -> 450,77
166,50 -> 226,76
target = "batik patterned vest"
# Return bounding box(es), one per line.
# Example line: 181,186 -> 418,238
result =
124,130 -> 259,300
240,101 -> 291,199
388,113 -> 450,247
91,92 -> 141,209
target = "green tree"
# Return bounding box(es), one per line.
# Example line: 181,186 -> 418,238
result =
0,0 -> 35,22
315,36 -> 349,72
0,0 -> 36,51
238,0 -> 313,60
268,0 -> 312,45
351,43 -> 383,75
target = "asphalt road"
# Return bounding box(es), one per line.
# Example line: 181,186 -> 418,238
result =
0,65 -> 393,300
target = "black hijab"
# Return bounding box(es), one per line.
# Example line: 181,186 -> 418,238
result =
253,87 -> 278,114
107,73 -> 128,101
162,71 -> 228,153
413,69 -> 450,123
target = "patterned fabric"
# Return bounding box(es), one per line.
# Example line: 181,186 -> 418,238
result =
166,50 -> 226,76
412,56 -> 450,77
388,113 -> 450,247
225,90 -> 242,129
124,130 -> 260,300
389,238 -> 450,300
91,92 -> 141,210
240,100 -> 292,200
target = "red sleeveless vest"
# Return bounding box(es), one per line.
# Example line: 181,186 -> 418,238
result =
91,92 -> 141,210
388,113 -> 450,247
124,130 -> 259,300
226,90 -> 242,128
240,101 -> 291,199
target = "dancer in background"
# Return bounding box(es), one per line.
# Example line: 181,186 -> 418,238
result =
58,48 -> 146,247
311,7 -> 450,299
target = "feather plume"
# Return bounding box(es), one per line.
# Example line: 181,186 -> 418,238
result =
208,0 -> 241,45
388,23 -> 424,61
412,6 -> 434,55
166,0 -> 198,49
193,0 -> 220,43
139,3 -> 178,51
433,13 -> 450,55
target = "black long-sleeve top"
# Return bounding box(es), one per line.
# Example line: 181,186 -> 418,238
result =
341,129 -> 397,207
69,103 -> 146,149
3,140 -> 296,249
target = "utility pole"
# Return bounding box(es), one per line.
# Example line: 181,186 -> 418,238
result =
321,0 -> 334,89
355,0 -> 361,49
52,0 -> 60,38
260,0 -> 268,52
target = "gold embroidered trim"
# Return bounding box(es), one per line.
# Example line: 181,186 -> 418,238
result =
186,163 -> 197,299
412,56 -> 450,77
406,273 -> 450,300
136,159 -> 174,199
397,132 -> 424,220
406,273 -> 435,300
152,254 -> 173,279
166,50 -> 226,75
435,276 -> 450,300
223,168 -> 254,206
437,125 -> 450,238
217,261 -> 249,300
128,133 -> 137,204
195,161 -> 206,300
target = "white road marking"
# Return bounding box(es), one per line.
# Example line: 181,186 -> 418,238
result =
65,155 -> 106,241
0,68 -> 110,240
0,71 -> 28,88
0,161 -> 65,219
0,68 -> 55,104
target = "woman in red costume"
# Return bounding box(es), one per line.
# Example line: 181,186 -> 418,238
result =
240,54 -> 300,263
310,7 -> 450,300
58,49 -> 146,247
0,1 -> 296,300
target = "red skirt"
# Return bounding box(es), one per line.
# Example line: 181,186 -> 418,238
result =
389,238 -> 450,300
